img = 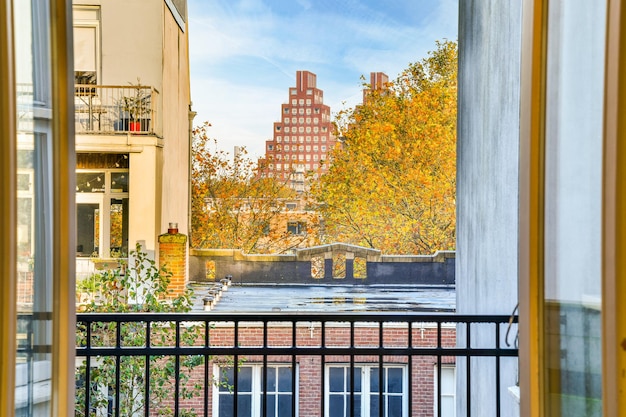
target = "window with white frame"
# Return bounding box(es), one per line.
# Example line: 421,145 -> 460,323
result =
214,364 -> 296,417
76,164 -> 129,259
73,6 -> 101,84
434,365 -> 456,417
326,365 -> 407,417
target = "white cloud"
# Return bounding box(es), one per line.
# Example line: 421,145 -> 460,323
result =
188,0 -> 458,160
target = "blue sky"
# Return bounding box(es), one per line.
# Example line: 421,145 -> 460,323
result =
188,0 -> 458,159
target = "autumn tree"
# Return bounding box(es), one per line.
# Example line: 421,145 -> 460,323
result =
313,40 -> 457,255
191,122 -> 322,253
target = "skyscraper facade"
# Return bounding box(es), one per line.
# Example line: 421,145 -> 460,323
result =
258,71 -> 336,192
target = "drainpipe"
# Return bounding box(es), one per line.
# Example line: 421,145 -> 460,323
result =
187,103 -> 196,241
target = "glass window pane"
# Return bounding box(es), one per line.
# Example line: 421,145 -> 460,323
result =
266,367 -> 277,391
544,1 -> 605,415
278,367 -> 292,391
329,395 -> 345,417
387,368 -> 403,393
277,394 -> 293,417
238,367 -> 253,392
73,26 -> 97,72
329,368 -> 345,392
109,198 -> 128,257
219,395 -> 233,417
353,367 -> 361,392
370,368 -> 379,393
371,395 -> 380,417
110,172 -> 128,192
387,397 -> 402,417
76,172 -> 105,192
237,395 -> 252,417
76,203 -> 100,257
266,394 -> 276,417
219,368 -> 234,392
352,396 -> 361,417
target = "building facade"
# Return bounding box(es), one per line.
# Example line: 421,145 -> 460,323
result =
4,1 -> 626,416
258,70 -> 337,193
72,0 -> 193,278
165,323 -> 456,417
362,72 -> 389,103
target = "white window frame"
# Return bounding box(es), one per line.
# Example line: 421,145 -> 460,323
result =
73,6 -> 101,83
325,364 -> 408,417
212,364 -> 298,417
76,168 -> 129,259
433,365 -> 456,417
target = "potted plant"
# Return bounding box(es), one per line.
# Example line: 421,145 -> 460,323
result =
120,79 -> 150,132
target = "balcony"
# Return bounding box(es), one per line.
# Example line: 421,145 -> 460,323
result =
74,84 -> 159,135
74,312 -> 518,417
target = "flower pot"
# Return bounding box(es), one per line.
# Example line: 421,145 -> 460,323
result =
129,121 -> 141,131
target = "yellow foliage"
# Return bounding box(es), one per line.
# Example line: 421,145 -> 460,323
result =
313,41 -> 457,255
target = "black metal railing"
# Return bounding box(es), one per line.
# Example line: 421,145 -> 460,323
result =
75,313 -> 518,417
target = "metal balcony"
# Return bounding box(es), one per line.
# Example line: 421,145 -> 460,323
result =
74,84 -> 159,135
73,312 -> 518,417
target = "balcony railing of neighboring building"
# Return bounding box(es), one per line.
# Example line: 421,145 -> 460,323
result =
73,312 -> 519,417
74,84 -> 159,135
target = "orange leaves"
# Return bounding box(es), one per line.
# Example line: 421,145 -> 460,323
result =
314,41 -> 457,255
190,122 -> 322,253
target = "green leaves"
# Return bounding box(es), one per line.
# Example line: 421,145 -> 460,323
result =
75,245 -> 204,416
80,243 -> 193,313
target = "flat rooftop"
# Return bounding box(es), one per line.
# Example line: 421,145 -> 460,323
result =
189,283 -> 455,313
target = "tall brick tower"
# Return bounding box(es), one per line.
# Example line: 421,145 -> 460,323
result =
363,72 -> 389,102
258,70 -> 336,192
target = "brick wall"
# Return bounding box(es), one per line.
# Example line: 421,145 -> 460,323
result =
158,323 -> 456,417
158,230 -> 188,297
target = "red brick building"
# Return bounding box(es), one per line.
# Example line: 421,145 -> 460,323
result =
169,320 -> 456,417
258,71 -> 338,192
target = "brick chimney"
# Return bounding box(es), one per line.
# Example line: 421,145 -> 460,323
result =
158,222 -> 187,298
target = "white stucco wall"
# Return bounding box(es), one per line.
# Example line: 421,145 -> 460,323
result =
74,0 -> 191,262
